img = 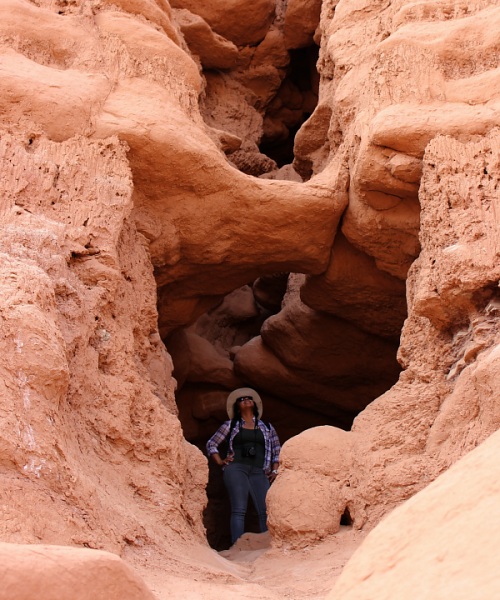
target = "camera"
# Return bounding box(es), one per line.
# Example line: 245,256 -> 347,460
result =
242,445 -> 256,458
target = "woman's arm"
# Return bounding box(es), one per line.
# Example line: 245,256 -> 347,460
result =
211,452 -> 233,466
268,424 -> 281,482
269,423 -> 281,465
206,421 -> 232,466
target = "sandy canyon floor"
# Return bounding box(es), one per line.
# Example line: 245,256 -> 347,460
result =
128,527 -> 366,599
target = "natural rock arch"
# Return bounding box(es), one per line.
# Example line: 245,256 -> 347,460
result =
0,0 -> 500,596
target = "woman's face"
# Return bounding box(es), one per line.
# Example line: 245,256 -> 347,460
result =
236,396 -> 255,410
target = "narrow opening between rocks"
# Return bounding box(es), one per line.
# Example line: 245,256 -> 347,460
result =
259,45 -> 320,168
166,267 -> 404,549
340,507 -> 353,527
165,10 -> 409,552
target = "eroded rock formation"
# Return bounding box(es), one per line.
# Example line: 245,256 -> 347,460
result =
0,0 -> 499,596
262,1 -> 500,548
270,104 -> 500,544
0,132 -> 205,552
0,0 -> 345,553
329,427 -> 500,599
0,543 -> 156,600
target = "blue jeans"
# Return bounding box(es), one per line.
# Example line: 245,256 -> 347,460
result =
223,462 -> 270,545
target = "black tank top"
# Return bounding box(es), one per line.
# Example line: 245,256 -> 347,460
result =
233,427 -> 265,468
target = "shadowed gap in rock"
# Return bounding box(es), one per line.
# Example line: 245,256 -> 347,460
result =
259,45 -> 320,167
340,507 -> 353,527
161,22 -> 410,551
164,266 -> 404,549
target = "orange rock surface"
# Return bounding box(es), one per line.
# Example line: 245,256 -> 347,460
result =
1,0 -> 499,598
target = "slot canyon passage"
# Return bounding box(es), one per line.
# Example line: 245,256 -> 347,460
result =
1,0 -> 500,597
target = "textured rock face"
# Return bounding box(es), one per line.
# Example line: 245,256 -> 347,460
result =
234,284 -> 401,423
0,132 -> 206,551
180,1 -> 498,467
0,0 -> 343,561
268,129 -> 500,546
0,543 -> 155,600
170,0 -> 276,46
245,0 -> 498,549
328,428 -> 500,600
1,0 -> 500,592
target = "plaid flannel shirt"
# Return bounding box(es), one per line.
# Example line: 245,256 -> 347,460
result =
206,419 -> 281,474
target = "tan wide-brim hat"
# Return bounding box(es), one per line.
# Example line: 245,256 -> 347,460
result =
226,387 -> 263,419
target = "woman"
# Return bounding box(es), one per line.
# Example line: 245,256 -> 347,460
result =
206,387 -> 281,545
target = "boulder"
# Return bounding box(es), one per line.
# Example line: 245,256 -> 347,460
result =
329,429 -> 500,599
283,0 -> 322,49
169,0 -> 276,46
267,426 -> 353,546
174,9 -> 240,70
0,543 -> 155,600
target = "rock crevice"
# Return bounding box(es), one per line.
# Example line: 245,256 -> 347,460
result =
0,0 -> 499,596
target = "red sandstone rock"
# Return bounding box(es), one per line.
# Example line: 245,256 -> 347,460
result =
174,8 -> 241,70
102,0 -> 181,42
244,291 -> 401,409
169,0 -> 276,46
1,0 -> 500,595
301,233 -> 407,339
293,103 -> 335,179
0,132 -> 206,554
251,29 -> 290,71
283,0 -> 322,49
0,543 -> 155,600
329,429 -> 500,599
168,329 -> 241,389
267,426 -> 353,546
269,130 -> 500,546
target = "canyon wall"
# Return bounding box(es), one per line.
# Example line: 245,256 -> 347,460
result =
0,131 -> 207,552
0,0 -> 347,555
266,0 -> 500,546
0,0 -> 499,591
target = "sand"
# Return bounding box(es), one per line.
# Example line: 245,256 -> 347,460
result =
128,527 -> 366,599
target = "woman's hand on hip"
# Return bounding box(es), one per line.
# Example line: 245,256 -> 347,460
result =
268,470 -> 278,483
218,454 -> 234,467
212,452 -> 233,467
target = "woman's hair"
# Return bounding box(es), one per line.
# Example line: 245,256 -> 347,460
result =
231,398 -> 259,426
